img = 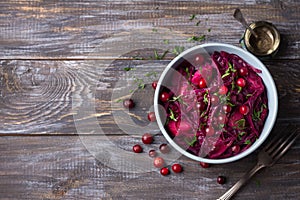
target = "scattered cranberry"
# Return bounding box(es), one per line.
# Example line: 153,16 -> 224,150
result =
171,163 -> 183,173
239,105 -> 249,115
238,67 -> 248,76
198,78 -> 207,88
200,162 -> 210,168
132,144 -> 143,153
219,85 -> 228,95
159,143 -> 170,154
142,133 -> 153,144
147,112 -> 156,122
210,95 -> 219,106
217,176 -> 226,184
160,92 -> 170,102
160,167 -> 170,176
149,149 -> 157,157
123,99 -> 135,109
223,105 -> 232,113
152,81 -> 158,90
217,114 -> 227,124
236,78 -> 246,87
205,127 -> 215,136
154,157 -> 165,168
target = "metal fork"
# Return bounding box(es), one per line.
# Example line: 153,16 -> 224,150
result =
217,125 -> 299,200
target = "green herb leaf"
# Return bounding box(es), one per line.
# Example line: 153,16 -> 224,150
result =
115,99 -> 123,103
152,28 -> 158,32
207,28 -> 211,32
153,50 -> 169,60
169,108 -> 177,121
237,86 -> 242,93
244,140 -> 251,145
163,39 -> 169,44
203,92 -> 209,104
124,67 -> 133,71
195,20 -> 201,26
221,72 -> 230,79
252,104 -> 266,121
236,118 -> 246,130
189,14 -> 196,21
185,135 -> 197,146
187,35 -> 206,42
145,71 -> 158,78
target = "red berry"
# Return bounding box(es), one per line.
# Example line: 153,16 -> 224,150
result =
123,99 -> 135,109
219,85 -> 228,95
223,105 -> 232,113
142,133 -> 153,144
232,145 -> 240,153
160,167 -> 170,176
210,95 -> 219,106
196,101 -> 206,111
132,144 -> 143,153
238,67 -> 248,76
239,105 -> 249,115
171,163 -> 183,173
198,78 -> 207,88
194,54 -> 204,65
217,114 -> 227,124
147,112 -> 156,122
160,92 -> 170,102
236,78 -> 246,87
159,143 -> 170,154
152,81 -> 158,89
154,157 -> 165,168
205,127 -> 215,136
149,149 -> 157,157
217,176 -> 226,184
200,162 -> 210,168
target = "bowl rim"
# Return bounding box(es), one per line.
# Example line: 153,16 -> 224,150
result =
154,42 -> 278,164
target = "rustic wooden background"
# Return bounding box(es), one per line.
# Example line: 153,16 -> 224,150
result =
0,0 -> 299,199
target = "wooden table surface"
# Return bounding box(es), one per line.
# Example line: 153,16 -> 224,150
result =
0,1 -> 299,199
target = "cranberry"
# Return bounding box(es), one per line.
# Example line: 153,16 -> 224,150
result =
232,145 -> 240,153
149,149 -> 157,157
160,92 -> 170,102
132,144 -> 143,153
147,112 -> 156,122
194,54 -> 204,65
198,78 -> 207,88
236,78 -> 246,87
200,162 -> 210,168
160,167 -> 170,176
152,81 -> 158,90
159,143 -> 170,154
223,105 -> 232,113
239,105 -> 249,115
238,67 -> 248,76
154,157 -> 165,168
219,85 -> 228,95
210,95 -> 219,106
123,99 -> 135,109
142,133 -> 153,144
217,114 -> 227,124
217,176 -> 226,184
171,163 -> 183,173
205,127 -> 215,136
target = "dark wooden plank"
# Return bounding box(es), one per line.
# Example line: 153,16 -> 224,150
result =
0,123 -> 299,200
0,0 -> 299,59
0,59 -> 299,135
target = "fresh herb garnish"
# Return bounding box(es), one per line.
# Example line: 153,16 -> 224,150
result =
124,66 -> 134,71
152,28 -> 158,32
238,131 -> 246,140
195,20 -> 201,26
207,28 -> 211,32
163,39 -> 169,44
185,135 -> 197,146
237,86 -> 242,93
172,46 -> 185,55
187,35 -> 206,42
145,71 -> 158,78
169,108 -> 178,121
244,140 -> 251,145
115,99 -> 123,103
203,91 -> 209,104
236,118 -> 246,130
253,104 -> 266,121
133,77 -> 145,89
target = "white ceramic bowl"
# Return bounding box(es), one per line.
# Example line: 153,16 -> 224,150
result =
154,43 -> 278,164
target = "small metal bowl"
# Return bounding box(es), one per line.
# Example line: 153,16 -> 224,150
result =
242,21 -> 280,58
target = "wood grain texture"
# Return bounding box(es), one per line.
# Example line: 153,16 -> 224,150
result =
0,59 -> 299,135
0,0 -> 300,59
0,124 -> 299,200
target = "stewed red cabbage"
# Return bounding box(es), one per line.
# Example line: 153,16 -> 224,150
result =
159,51 -> 268,159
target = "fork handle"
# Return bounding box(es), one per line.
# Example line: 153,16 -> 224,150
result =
217,164 -> 265,200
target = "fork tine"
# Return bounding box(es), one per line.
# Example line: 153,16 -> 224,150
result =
270,129 -> 298,157
264,124 -> 296,152
273,130 -> 300,162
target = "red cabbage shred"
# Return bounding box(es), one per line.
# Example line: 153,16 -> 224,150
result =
160,51 -> 268,159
